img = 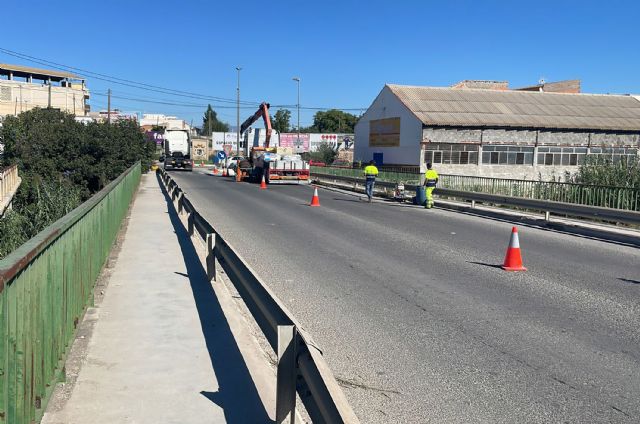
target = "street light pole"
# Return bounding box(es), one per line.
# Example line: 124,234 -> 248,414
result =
236,67 -> 242,157
292,77 -> 300,151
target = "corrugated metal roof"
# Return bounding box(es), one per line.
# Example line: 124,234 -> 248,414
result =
0,63 -> 81,80
387,84 -> 640,131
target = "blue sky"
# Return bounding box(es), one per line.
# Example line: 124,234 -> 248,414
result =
2,0 -> 639,129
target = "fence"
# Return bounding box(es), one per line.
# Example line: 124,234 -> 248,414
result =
310,167 -> 640,212
159,169 -> 359,424
0,162 -> 141,424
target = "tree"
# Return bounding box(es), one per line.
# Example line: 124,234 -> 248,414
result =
309,142 -> 338,165
272,109 -> 291,133
202,104 -> 229,135
305,109 -> 358,133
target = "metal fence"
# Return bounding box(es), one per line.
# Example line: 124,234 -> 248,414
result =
310,167 -> 640,212
0,162 -> 141,424
159,169 -> 359,424
439,174 -> 640,212
0,165 -> 21,215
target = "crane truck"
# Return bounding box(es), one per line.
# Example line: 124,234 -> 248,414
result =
235,102 -> 310,184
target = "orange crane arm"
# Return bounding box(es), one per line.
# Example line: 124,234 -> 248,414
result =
240,102 -> 273,147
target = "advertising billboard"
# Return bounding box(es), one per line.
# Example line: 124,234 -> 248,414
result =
280,133 -> 310,153
369,118 -> 400,147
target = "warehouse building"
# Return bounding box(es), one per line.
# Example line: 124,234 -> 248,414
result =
354,82 -> 640,179
0,64 -> 89,117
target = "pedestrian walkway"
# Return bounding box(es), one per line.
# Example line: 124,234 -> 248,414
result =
42,173 -> 275,424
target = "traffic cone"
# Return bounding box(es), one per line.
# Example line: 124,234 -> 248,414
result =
222,167 -> 227,177
213,167 -> 218,175
502,227 -> 527,271
260,175 -> 267,189
309,187 -> 320,207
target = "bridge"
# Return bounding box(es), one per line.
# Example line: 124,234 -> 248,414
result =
0,165 -> 21,217
1,165 -> 639,423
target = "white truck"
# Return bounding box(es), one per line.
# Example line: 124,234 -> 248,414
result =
163,129 -> 192,171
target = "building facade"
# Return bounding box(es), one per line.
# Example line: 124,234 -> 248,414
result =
355,83 -> 640,179
0,64 -> 89,117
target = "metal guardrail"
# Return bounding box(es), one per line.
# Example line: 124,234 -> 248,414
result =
0,162 -> 141,424
311,172 -> 640,226
158,169 -> 359,424
312,166 -> 640,212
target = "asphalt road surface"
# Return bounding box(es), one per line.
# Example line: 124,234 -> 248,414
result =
170,169 -> 639,423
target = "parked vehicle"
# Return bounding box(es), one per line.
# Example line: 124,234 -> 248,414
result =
309,160 -> 326,167
330,160 -> 352,168
163,129 -> 193,171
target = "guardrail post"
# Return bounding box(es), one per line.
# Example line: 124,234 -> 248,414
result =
206,233 -> 216,281
471,200 -> 476,209
177,192 -> 184,214
276,325 -> 297,424
544,211 -> 550,221
187,212 -> 194,236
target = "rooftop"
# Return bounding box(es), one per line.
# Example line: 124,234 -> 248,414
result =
0,63 -> 82,81
387,84 -> 640,132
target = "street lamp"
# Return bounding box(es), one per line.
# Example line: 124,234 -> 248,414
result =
236,67 -> 242,157
292,77 -> 300,151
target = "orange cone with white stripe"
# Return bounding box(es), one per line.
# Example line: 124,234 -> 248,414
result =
222,167 -> 227,177
309,187 -> 320,207
260,175 -> 267,189
502,227 -> 527,271
213,167 -> 218,175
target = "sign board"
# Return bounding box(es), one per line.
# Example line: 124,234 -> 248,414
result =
279,133 -> 310,153
369,118 -> 400,147
223,144 -> 232,156
217,151 -> 226,160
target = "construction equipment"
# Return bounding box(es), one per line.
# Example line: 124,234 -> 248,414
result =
236,102 -> 310,184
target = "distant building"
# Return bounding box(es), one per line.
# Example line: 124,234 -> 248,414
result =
355,81 -> 640,179
0,63 -> 89,117
139,114 -> 191,132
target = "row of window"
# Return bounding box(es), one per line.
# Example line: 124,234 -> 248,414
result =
424,144 -> 638,166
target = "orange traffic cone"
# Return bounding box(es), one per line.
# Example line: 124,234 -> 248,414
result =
502,227 -> 527,271
310,187 -> 320,207
213,167 -> 218,175
222,167 -> 227,177
260,175 -> 267,189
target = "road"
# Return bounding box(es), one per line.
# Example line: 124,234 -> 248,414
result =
170,168 -> 639,423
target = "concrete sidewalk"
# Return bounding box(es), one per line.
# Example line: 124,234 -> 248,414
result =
43,173 -> 275,424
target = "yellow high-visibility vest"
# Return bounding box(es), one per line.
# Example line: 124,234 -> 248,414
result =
363,165 -> 379,176
425,169 -> 439,187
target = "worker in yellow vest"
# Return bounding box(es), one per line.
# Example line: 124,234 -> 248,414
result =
363,160 -> 379,202
424,162 -> 439,208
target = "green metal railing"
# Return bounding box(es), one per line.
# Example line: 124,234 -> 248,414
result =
0,162 -> 141,424
311,166 -> 640,211
439,174 -> 640,212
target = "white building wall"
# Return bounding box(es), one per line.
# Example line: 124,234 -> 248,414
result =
354,85 -> 422,165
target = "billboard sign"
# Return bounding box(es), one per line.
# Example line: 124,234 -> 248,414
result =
280,133 -> 310,153
145,131 -> 164,146
369,118 -> 400,147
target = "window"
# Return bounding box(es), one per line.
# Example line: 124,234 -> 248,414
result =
482,145 -> 534,165
537,146 -> 589,166
424,143 -> 479,165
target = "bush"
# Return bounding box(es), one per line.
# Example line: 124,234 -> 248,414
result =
0,108 -> 155,258
568,155 -> 640,188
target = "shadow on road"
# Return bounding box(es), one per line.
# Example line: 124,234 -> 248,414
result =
158,173 -> 273,424
619,278 -> 640,285
468,261 -> 504,270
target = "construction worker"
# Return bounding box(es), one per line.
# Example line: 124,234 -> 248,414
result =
363,160 -> 379,202
424,162 -> 439,208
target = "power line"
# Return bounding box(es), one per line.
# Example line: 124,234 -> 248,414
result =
0,47 -> 259,106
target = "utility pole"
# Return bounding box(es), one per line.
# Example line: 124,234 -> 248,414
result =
47,82 -> 52,108
292,77 -> 300,151
236,67 -> 242,156
107,89 -> 111,124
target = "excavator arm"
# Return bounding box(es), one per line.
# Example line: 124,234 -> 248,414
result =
240,102 -> 273,148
